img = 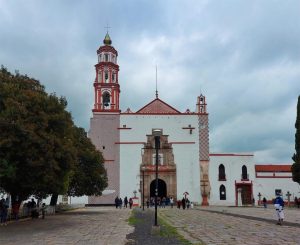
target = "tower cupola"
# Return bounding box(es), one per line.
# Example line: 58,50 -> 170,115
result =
92,33 -> 120,113
103,32 -> 112,45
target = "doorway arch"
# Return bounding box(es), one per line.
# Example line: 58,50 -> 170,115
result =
150,179 -> 167,198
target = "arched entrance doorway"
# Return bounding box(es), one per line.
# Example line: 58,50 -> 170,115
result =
150,179 -> 167,198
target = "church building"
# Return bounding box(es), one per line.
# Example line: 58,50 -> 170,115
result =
87,33 -> 299,207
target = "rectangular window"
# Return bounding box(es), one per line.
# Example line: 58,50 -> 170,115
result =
105,54 -> 108,61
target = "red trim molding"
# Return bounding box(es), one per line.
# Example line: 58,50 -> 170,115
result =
210,153 -> 254,157
169,142 -> 195,144
115,142 -> 145,144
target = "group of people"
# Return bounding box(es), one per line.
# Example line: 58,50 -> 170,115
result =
144,196 -> 193,210
115,196 -> 133,209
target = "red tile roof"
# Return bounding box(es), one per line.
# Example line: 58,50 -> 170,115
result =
136,98 -> 181,114
255,165 -> 292,172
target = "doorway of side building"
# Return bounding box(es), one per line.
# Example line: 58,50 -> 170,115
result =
150,179 -> 167,198
236,183 -> 252,205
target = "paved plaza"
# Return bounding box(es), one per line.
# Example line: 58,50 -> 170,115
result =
159,206 -> 300,245
0,206 -> 300,245
0,207 -> 133,245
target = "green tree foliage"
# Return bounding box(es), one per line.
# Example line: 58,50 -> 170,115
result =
67,127 -> 107,196
0,66 -> 107,205
292,96 -> 300,184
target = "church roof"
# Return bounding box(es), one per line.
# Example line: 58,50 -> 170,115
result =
255,165 -> 291,172
136,98 -> 181,114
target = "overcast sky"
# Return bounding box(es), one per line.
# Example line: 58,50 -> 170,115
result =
1,0 -> 299,163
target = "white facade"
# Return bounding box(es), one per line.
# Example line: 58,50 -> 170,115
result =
119,114 -> 201,203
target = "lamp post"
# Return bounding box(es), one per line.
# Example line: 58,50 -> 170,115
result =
153,129 -> 162,226
141,166 -> 146,211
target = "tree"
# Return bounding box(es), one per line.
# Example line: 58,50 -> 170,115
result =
0,67 -> 107,207
292,96 -> 300,184
67,127 -> 107,197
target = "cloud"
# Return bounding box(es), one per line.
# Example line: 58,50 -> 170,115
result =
0,0 -> 299,163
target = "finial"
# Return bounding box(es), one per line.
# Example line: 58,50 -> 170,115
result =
155,65 -> 158,98
103,24 -> 112,45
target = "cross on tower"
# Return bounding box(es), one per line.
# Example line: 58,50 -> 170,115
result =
105,24 -> 111,33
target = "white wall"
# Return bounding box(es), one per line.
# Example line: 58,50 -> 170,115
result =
209,154 -> 254,206
253,176 -> 300,203
119,114 -> 201,203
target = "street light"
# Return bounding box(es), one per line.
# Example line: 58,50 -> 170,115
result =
141,166 -> 146,211
153,129 -> 162,226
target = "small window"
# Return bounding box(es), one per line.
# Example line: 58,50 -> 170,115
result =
102,146 -> 105,150
218,164 -> 226,181
105,54 -> 108,61
242,165 -> 248,180
112,73 -> 115,82
220,185 -> 226,200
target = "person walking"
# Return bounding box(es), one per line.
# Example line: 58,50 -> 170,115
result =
161,197 -> 166,208
182,197 -> 186,210
262,197 -> 267,209
274,193 -> 284,225
124,196 -> 128,208
170,197 -> 174,208
129,198 -> 133,209
118,197 -> 123,209
115,196 -> 119,209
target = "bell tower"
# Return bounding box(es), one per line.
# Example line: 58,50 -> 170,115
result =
93,32 -> 120,112
89,33 -> 121,205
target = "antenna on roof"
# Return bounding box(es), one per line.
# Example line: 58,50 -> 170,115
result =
155,65 -> 158,98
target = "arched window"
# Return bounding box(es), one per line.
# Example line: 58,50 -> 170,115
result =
242,165 -> 248,180
218,164 -> 226,181
220,185 -> 226,200
102,92 -> 110,107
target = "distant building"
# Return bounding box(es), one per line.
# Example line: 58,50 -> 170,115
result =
86,33 -> 299,206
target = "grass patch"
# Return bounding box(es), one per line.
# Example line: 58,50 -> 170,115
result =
127,210 -> 143,226
158,216 -> 201,245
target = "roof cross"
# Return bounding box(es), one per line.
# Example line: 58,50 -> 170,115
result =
104,24 -> 111,33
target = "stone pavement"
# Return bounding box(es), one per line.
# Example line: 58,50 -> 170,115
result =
159,206 -> 300,245
1,206 -> 300,245
0,207 -> 133,245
